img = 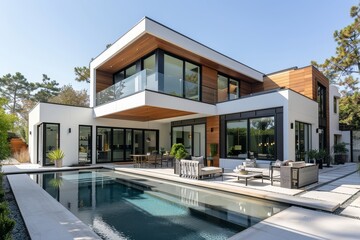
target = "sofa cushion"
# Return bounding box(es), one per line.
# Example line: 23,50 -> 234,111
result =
191,156 -> 204,165
289,161 -> 306,167
243,158 -> 257,167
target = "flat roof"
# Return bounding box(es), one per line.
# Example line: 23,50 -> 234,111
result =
91,17 -> 264,82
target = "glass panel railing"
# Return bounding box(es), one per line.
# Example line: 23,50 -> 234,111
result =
96,69 -> 200,106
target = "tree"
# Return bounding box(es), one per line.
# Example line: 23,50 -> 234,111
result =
32,74 -> 61,102
74,66 -> 90,83
49,85 -> 89,107
312,3 -> 360,128
0,72 -> 35,114
0,98 -> 17,160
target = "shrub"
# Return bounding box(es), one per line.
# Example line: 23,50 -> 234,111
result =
170,143 -> 188,159
0,173 -> 15,239
12,148 -> 30,163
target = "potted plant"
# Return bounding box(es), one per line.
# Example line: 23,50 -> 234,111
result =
170,143 -> 188,174
48,149 -> 65,168
306,149 -> 318,164
316,149 -> 327,169
208,143 -> 218,166
333,142 -> 348,164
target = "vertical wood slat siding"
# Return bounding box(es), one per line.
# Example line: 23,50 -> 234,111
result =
202,66 -> 217,104
206,116 -> 220,166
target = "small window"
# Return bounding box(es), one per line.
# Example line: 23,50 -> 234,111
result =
333,97 -> 337,113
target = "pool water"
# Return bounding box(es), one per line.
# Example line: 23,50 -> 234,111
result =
30,169 -> 287,240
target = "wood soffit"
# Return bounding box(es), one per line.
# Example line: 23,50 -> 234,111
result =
101,105 -> 195,121
97,33 -> 259,83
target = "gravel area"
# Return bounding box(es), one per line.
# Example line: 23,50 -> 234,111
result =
2,175 -> 31,240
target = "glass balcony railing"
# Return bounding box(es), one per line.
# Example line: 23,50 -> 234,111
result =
96,69 -> 160,106
96,69 -> 201,106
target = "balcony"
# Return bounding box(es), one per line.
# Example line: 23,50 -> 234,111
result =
96,69 -> 200,106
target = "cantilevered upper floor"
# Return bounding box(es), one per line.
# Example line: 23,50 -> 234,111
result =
89,17 -> 264,121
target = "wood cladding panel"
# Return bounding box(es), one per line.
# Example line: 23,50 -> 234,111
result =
96,70 -> 113,92
202,66 -> 217,103
240,80 -> 252,96
102,106 -> 194,121
206,116 -> 220,167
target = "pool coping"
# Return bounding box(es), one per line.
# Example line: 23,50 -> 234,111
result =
7,174 -> 101,240
113,167 -> 340,212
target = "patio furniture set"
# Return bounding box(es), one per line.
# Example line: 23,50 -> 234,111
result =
131,154 -> 174,168
178,158 -> 319,189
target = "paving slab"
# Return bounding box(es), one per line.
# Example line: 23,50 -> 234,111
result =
229,206 -> 360,240
300,191 -> 352,205
341,206 -> 360,218
350,197 -> 360,207
316,185 -> 360,195
8,174 -> 100,240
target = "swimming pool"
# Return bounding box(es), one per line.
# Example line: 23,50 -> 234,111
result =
29,169 -> 287,239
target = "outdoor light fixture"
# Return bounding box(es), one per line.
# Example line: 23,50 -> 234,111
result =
211,128 -> 214,132
68,128 -> 71,133
290,123 -> 294,129
29,131 -> 32,135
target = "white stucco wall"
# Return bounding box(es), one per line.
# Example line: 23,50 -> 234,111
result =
329,85 -> 342,150
28,103 -> 170,166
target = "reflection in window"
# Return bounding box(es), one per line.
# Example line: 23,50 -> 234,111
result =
226,120 -> 247,158
249,117 -> 275,160
133,130 -> 143,154
229,79 -> 239,100
295,121 -> 311,162
143,54 -> 157,91
164,54 -> 183,97
44,123 -> 60,165
79,126 -> 92,164
217,75 -> 228,102
144,130 -> 157,154
317,83 -> 326,119
185,62 -> 199,100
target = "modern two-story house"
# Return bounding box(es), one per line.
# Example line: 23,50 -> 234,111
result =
28,17 -> 332,168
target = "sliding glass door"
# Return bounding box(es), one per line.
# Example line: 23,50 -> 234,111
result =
172,124 -> 205,157
79,125 -> 92,164
37,123 -> 60,166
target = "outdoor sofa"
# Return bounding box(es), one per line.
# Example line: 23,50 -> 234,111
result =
179,159 -> 223,179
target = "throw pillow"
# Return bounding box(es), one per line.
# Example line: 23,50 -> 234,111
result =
243,158 -> 257,167
274,159 -> 283,166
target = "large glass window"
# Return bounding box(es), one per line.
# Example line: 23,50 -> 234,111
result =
295,121 -> 311,162
193,124 -> 206,157
185,62 -> 200,100
79,125 -> 92,164
226,120 -> 247,158
125,129 -> 132,161
112,128 -> 124,162
172,124 -> 205,157
144,130 -> 157,154
96,127 -> 112,163
133,130 -> 144,154
164,54 -> 183,97
249,117 -> 275,160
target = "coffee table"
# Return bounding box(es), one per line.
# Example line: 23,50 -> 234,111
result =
225,172 -> 263,186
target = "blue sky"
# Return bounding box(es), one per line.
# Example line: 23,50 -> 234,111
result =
0,0 -> 357,91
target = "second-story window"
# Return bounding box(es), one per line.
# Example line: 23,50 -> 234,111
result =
333,97 -> 337,114
217,74 -> 240,102
164,53 -> 200,101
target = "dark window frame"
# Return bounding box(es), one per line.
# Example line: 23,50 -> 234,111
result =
294,121 -> 312,162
